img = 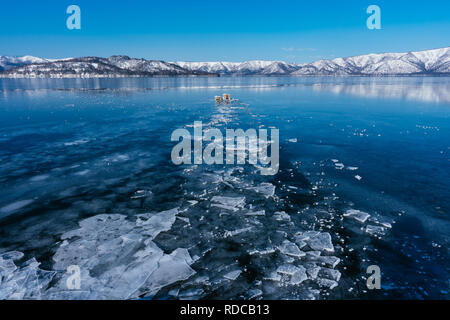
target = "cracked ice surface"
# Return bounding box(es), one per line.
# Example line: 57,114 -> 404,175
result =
0,100 -> 345,300
0,208 -> 196,300
48,209 -> 195,299
0,252 -> 56,300
211,196 -> 246,212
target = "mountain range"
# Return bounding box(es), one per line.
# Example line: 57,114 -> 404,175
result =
0,47 -> 448,78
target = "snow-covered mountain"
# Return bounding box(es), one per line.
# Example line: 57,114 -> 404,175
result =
0,55 -> 48,71
0,56 -> 212,78
292,47 -> 450,75
174,60 -> 282,75
0,47 -> 448,77
107,56 -> 192,74
175,48 -> 449,76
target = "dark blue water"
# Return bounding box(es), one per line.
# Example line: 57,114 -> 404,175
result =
0,77 -> 448,299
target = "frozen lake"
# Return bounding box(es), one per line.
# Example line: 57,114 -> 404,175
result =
0,76 -> 448,299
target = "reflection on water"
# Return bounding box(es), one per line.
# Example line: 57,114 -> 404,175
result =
311,80 -> 450,103
1,77 -> 449,103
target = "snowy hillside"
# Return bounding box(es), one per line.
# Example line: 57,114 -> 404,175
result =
292,47 -> 450,75
0,56 -> 47,71
0,47 -> 448,77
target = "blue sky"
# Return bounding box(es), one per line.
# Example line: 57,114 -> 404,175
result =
0,0 -> 449,62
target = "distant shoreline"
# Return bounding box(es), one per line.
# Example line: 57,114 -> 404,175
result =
1,74 -> 449,79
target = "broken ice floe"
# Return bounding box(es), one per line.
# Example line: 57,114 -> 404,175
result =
223,270 -> 242,281
0,208 -> 197,300
334,163 -> 344,170
245,210 -> 265,216
343,209 -> 371,223
247,288 -> 263,300
274,211 -> 291,221
50,210 -> 195,299
247,183 -> 275,198
318,268 -> 341,282
211,196 -> 245,212
303,263 -> 321,280
316,278 -> 338,290
365,225 -> 386,238
0,253 -> 56,300
131,189 -> 152,199
379,222 -> 392,229
224,227 -> 253,238
278,240 -> 305,258
297,231 -> 334,253
277,264 -> 302,276
290,267 -> 308,285
276,264 -> 308,285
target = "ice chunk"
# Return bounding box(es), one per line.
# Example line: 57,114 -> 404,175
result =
317,278 -> 338,289
177,216 -> 190,224
224,227 -> 253,238
290,266 -> 307,285
274,211 -> 291,221
136,208 -> 179,239
248,246 -> 276,256
305,263 -> 321,280
305,232 -> 334,252
131,190 -> 152,199
319,268 -> 341,282
318,256 -> 341,268
276,264 -> 301,276
305,251 -> 321,258
343,209 -> 370,223
0,256 -> 18,277
139,248 -> 196,298
334,163 -> 344,170
211,196 -> 245,211
264,271 -> 282,281
245,210 -> 265,216
247,288 -> 263,299
278,240 -> 306,258
296,231 -> 320,241
223,269 -> 242,281
365,225 -> 386,237
380,222 -> 392,228
248,183 -> 275,198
